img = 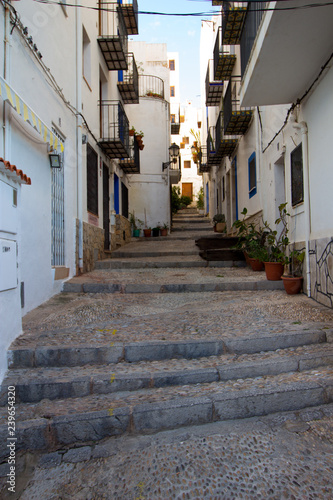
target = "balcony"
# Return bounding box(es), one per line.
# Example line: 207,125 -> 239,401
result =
139,75 -> 165,100
224,77 -> 252,135
214,27 -> 236,81
207,115 -> 238,166
222,2 -> 248,45
169,157 -> 181,185
207,127 -> 218,166
117,53 -> 139,104
198,146 -> 210,174
212,1 -> 223,5
119,0 -> 139,35
240,0 -> 333,106
205,59 -> 223,107
98,101 -> 130,158
98,5 -> 128,70
119,134 -> 140,173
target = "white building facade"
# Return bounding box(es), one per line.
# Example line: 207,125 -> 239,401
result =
201,0 -> 333,308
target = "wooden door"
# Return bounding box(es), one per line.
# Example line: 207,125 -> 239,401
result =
182,182 -> 193,200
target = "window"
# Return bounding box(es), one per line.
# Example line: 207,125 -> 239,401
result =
291,144 -> 303,206
82,26 -> 91,88
169,60 -> 175,71
180,115 -> 185,123
87,144 -> 98,215
180,143 -> 185,149
170,86 -> 175,97
248,152 -> 257,198
182,137 -> 189,145
170,114 -> 176,124
184,161 -> 191,169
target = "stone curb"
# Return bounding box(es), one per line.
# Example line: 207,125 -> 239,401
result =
7,331 -> 328,369
4,343 -> 333,405
0,379 -> 332,458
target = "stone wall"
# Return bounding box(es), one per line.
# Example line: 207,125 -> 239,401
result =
309,236 -> 333,308
114,214 -> 131,248
75,219 -> 105,274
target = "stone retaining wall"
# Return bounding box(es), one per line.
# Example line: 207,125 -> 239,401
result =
115,214 -> 131,248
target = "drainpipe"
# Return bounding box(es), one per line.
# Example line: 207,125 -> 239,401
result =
76,0 -> 83,274
292,120 -> 311,297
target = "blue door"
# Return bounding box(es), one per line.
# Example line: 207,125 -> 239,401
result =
114,173 -> 120,215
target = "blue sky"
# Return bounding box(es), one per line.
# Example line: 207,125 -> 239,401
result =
134,1 -> 219,107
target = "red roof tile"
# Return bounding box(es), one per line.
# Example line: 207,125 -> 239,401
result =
0,157 -> 31,185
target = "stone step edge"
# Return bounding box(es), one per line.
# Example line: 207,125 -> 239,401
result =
7,330 -> 328,369
3,348 -> 333,405
62,280 -> 285,294
104,250 -> 200,259
1,377 -> 332,458
95,261 -> 247,270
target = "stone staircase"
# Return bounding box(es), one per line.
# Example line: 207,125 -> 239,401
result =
1,328 -> 333,458
1,207 -> 332,458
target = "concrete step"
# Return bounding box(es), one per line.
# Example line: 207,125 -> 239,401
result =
94,258 -> 247,269
6,329 -> 328,369
0,366 -> 332,457
172,217 -> 209,224
103,250 -> 199,260
3,344 -> 333,404
172,226 -> 212,232
199,248 -> 246,262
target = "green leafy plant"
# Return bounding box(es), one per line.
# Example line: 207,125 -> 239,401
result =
288,248 -> 305,277
196,187 -> 204,210
129,212 -> 143,230
180,195 -> 192,207
262,203 -> 290,264
213,214 -> 226,224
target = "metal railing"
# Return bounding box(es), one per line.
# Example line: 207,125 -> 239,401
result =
139,75 -> 165,99
99,4 -> 128,54
240,2 -> 265,77
118,0 -> 139,34
221,2 -> 248,45
99,100 -> 129,146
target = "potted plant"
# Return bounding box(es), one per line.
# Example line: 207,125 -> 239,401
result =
129,212 -> 143,237
233,208 -> 268,267
160,223 -> 168,236
152,225 -> 160,237
196,187 -> 204,215
282,248 -> 305,294
213,214 -> 226,233
262,203 -> 290,280
129,126 -> 136,137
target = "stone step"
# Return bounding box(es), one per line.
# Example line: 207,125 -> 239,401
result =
6,329 -> 328,369
172,226 -> 212,232
63,279 -> 284,294
94,258 -> 247,269
0,366 -> 332,457
104,250 -> 200,260
172,217 -> 208,224
199,249 -> 246,262
2,344 -> 333,405
196,236 -> 240,250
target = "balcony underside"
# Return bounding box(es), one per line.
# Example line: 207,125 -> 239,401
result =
217,139 -> 238,158
240,1 -> 333,106
224,111 -> 252,135
171,123 -> 180,135
222,8 -> 247,45
98,139 -> 129,159
117,82 -> 139,104
169,169 -> 181,184
98,37 -> 128,70
206,83 -> 223,106
199,163 -> 211,173
121,5 -> 139,35
119,158 -> 140,174
215,54 -> 236,81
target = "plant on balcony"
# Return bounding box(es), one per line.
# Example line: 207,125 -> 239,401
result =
129,126 -> 137,136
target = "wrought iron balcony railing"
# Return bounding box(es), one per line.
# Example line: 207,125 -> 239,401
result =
118,0 -> 139,35
117,53 -> 139,104
214,27 -> 236,81
139,75 -> 165,100
98,5 -> 128,70
223,76 -> 252,135
222,2 -> 248,45
119,134 -> 140,173
240,2 -> 265,77
198,146 -> 210,174
98,101 -> 130,158
205,59 -> 223,107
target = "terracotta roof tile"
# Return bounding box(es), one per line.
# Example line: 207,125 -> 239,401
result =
0,157 -> 31,185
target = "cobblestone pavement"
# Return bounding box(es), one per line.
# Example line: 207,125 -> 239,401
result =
1,287 -> 332,499
1,404 -> 333,499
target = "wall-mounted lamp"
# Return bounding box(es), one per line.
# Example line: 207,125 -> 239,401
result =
162,143 -> 180,170
49,153 -> 61,168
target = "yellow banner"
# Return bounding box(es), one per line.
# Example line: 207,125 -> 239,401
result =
0,76 -> 64,153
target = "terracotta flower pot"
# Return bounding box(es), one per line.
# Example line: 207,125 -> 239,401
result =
215,222 -> 226,233
160,228 -> 168,236
143,229 -> 151,237
249,258 -> 264,272
282,276 -> 303,295
264,262 -> 284,281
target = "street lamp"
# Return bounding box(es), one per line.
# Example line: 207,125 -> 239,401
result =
162,143 -> 180,170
